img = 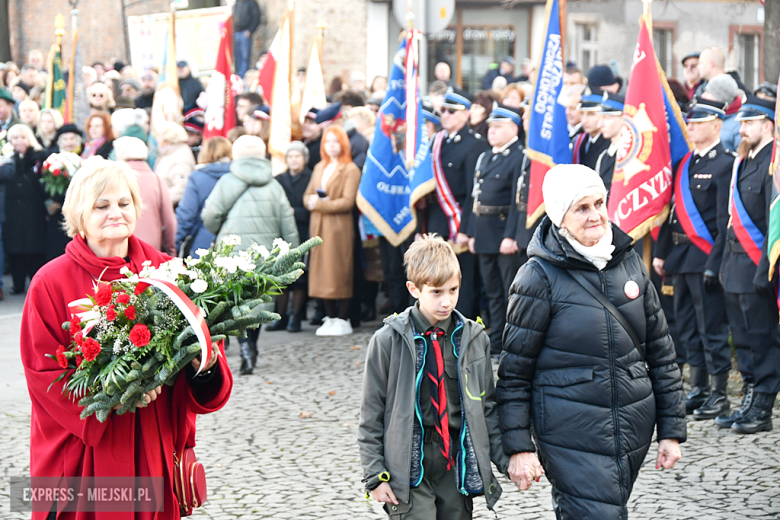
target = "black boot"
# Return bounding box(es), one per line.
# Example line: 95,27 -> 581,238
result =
732,392 -> 776,434
239,341 -> 256,375
693,372 -> 730,420
685,367 -> 711,414
715,381 -> 754,429
266,314 -> 289,331
287,313 -> 302,332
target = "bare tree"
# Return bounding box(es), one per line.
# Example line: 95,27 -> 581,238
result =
765,0 -> 780,84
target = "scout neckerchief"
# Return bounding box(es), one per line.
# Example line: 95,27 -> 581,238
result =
729,155 -> 764,265
425,327 -> 454,469
673,151 -> 715,254
431,130 -> 461,241
572,133 -> 587,164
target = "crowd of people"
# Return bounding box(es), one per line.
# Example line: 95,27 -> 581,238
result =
3,30 -> 780,518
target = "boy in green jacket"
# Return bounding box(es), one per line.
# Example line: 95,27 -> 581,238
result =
358,234 -> 509,518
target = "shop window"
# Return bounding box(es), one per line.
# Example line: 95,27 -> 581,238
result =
653,27 -> 675,76
573,22 -> 597,72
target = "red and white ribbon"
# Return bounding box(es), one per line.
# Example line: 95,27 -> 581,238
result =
138,278 -> 213,375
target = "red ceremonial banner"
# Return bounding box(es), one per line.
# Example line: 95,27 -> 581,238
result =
203,16 -> 236,140
607,17 -> 673,239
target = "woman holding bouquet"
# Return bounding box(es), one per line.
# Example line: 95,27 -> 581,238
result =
20,158 -> 233,519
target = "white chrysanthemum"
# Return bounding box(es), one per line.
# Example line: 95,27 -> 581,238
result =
191,279 -> 208,293
222,235 -> 241,246
214,256 -> 239,273
195,248 -> 210,257
119,266 -> 133,276
273,238 -> 290,255
236,251 -> 256,272
257,245 -> 270,259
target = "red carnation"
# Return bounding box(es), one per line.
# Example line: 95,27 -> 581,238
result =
116,293 -> 131,305
134,282 -> 150,296
82,337 -> 102,362
52,169 -> 61,177
106,305 -> 117,321
74,331 -> 84,346
55,345 -> 68,369
94,283 -> 113,306
69,316 -> 82,335
75,354 -> 83,367
124,305 -> 136,320
129,324 -> 151,348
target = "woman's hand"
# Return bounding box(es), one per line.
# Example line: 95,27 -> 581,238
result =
112,385 -> 163,410
191,341 -> 220,373
508,452 -> 544,490
656,439 -> 682,470
370,482 -> 398,504
307,194 -> 319,210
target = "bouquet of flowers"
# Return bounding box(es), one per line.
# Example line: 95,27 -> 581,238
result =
47,235 -> 322,422
0,129 -> 13,163
41,152 -> 82,197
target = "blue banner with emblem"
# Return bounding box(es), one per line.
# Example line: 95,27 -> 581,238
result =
357,34 -> 435,246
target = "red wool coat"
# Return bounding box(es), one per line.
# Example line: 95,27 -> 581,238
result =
20,235 -> 234,520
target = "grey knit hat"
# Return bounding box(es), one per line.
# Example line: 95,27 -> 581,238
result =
705,74 -> 741,105
285,140 -> 310,164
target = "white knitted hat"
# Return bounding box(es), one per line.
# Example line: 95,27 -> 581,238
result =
542,164 -> 607,227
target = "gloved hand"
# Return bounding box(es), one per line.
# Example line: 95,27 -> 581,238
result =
754,283 -> 775,299
702,270 -> 721,294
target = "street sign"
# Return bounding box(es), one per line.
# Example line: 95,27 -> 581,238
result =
392,0 -> 455,35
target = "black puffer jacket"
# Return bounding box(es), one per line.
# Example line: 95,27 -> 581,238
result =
497,218 -> 686,520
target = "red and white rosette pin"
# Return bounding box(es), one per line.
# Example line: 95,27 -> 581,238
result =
139,278 -> 214,375
624,280 -> 640,300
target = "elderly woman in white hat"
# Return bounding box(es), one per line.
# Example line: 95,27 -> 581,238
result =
496,164 -> 686,519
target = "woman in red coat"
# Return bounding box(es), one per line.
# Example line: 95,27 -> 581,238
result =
20,157 -> 233,520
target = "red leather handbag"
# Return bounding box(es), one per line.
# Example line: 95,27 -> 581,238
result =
173,447 -> 207,516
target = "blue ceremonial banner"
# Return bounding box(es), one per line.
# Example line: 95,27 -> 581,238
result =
660,74 -> 693,165
357,33 -> 435,246
525,0 -> 571,225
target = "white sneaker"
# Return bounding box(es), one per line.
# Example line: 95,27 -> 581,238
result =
331,318 -> 353,336
315,317 -> 336,336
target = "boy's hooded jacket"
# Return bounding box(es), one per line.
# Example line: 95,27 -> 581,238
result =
358,309 -> 509,511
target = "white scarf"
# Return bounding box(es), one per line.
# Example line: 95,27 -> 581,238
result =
563,224 -> 615,270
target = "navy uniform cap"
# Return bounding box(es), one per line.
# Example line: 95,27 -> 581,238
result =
736,94 -> 776,122
304,107 -> 320,121
600,91 -> 625,115
248,105 -> 271,121
441,90 -> 472,110
578,88 -> 604,112
315,102 -> 342,124
486,105 -> 522,126
422,101 -> 440,125
686,97 -> 726,122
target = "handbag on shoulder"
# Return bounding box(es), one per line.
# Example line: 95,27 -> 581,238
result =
173,447 -> 207,516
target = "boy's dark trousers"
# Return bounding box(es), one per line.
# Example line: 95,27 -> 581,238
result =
386,434 -> 472,520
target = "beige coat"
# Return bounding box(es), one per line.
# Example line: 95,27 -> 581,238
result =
304,160 -> 361,299
154,142 -> 196,206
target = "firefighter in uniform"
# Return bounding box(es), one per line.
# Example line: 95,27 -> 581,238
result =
717,95 -> 780,434
571,89 -> 610,169
466,106 -> 524,356
654,98 -> 733,419
594,92 -> 625,194
420,91 -> 489,318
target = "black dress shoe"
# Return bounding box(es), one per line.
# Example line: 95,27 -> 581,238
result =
685,367 -> 711,414
287,314 -> 302,332
732,392 -> 776,434
693,373 -> 730,420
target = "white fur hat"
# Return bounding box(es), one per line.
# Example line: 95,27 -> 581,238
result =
232,135 -> 267,160
113,136 -> 149,161
542,164 -> 607,227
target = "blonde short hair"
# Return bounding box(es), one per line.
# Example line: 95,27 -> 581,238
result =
349,106 -> 376,129
155,120 -> 188,145
62,157 -> 144,238
404,233 -> 461,289
6,123 -> 42,151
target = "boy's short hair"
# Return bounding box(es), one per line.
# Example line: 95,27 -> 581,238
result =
404,234 -> 461,289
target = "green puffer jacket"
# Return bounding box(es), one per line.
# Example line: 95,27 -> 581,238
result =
201,156 -> 300,252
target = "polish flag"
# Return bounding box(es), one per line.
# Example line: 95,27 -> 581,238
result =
257,29 -> 280,103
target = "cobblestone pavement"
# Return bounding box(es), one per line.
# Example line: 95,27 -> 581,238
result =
2,314 -> 780,519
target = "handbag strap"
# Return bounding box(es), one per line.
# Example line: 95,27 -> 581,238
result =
566,269 -> 645,359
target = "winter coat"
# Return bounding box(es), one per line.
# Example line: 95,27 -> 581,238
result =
175,161 -> 232,256
124,160 -> 177,254
304,160 -> 361,299
155,142 -> 196,206
201,156 -> 299,252
178,75 -> 205,110
276,167 -> 312,244
497,217 -> 686,519
1,148 -> 47,253
232,0 -> 262,33
21,235 -> 233,520
358,309 -> 509,511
